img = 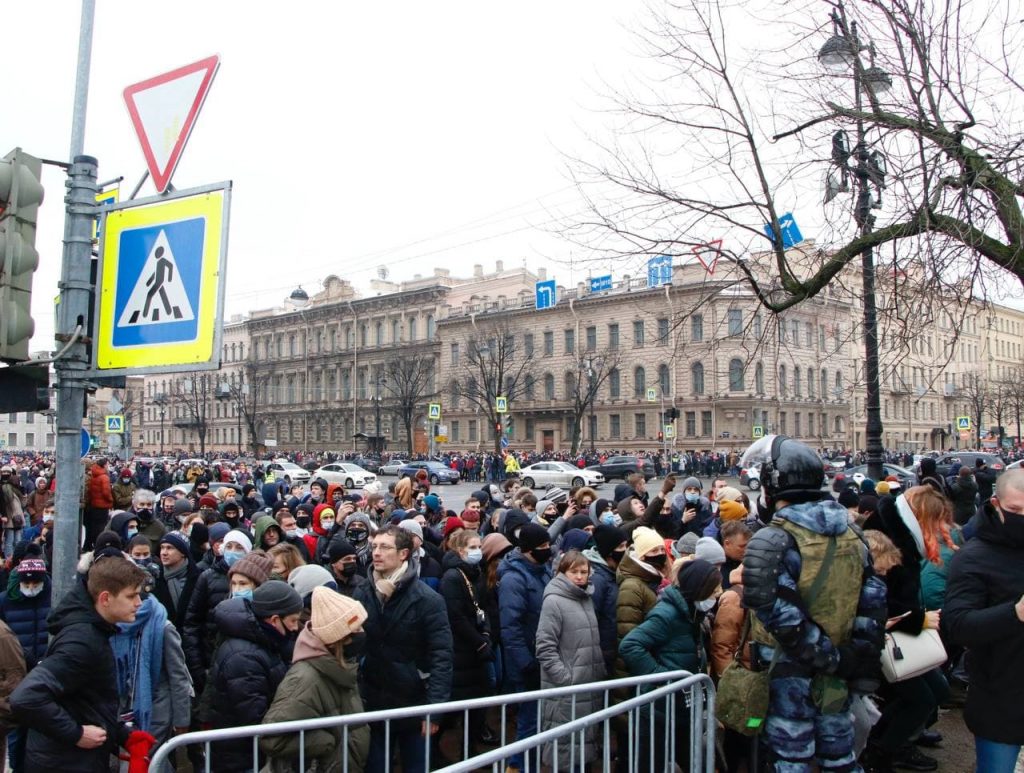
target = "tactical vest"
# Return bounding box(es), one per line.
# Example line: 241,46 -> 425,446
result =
750,519 -> 864,649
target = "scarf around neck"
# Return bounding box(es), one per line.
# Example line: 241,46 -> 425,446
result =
372,560 -> 409,603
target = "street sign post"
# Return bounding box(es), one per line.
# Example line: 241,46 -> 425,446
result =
664,424 -> 675,439
123,55 -> 221,194
752,425 -> 764,439
691,240 -> 724,275
90,182 -> 231,376
93,187 -> 118,243
80,428 -> 91,458
762,212 -> 804,248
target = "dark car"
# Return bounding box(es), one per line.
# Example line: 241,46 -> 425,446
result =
586,455 -> 656,482
933,452 -> 1005,478
397,460 -> 461,485
841,463 -> 916,490
352,456 -> 381,474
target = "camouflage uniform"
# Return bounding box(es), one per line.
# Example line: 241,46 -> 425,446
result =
745,499 -> 887,772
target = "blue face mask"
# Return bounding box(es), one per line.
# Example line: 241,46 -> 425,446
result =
126,528 -> 138,538
600,512 -> 622,527
464,548 -> 483,565
685,492 -> 700,505
223,550 -> 246,567
232,589 -> 253,601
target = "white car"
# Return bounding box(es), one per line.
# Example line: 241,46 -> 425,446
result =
740,463 -> 761,491
313,463 -> 377,488
519,461 -> 604,490
378,459 -> 409,476
268,461 -> 311,486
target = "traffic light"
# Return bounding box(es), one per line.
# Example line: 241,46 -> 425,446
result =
0,149 -> 44,363
658,431 -> 664,441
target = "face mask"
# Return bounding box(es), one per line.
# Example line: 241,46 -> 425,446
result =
346,529 -> 367,544
610,549 -> 627,565
132,557 -> 152,568
464,548 -> 483,565
340,563 -> 358,578
296,516 -> 311,529
136,508 -> 153,522
126,528 -> 138,538
997,507 -> 1024,546
42,514 -> 54,523
684,492 -> 700,505
285,529 -> 298,539
530,547 -> 552,564
600,512 -> 622,527
223,550 -> 246,567
20,584 -> 43,598
696,597 -> 717,613
232,589 -> 253,601
646,553 -> 668,569
344,631 -> 367,661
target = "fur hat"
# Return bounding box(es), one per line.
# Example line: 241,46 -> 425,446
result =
310,587 -> 367,645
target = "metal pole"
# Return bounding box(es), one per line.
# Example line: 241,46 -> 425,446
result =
68,0 -> 95,160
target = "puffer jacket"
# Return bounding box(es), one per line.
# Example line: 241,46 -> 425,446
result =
182,556 -> 231,688
614,552 -> 662,678
111,481 -> 136,511
583,548 -> 619,674
207,597 -> 291,772
535,573 -> 605,768
438,552 -> 491,700
710,586 -> 750,678
497,548 -> 552,689
260,626 -> 369,772
620,585 -> 703,677
11,579 -> 128,772
948,475 -> 979,526
86,464 -> 113,509
0,571 -> 51,669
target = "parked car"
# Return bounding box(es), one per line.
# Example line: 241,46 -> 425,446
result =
519,462 -> 604,490
739,463 -> 761,491
585,455 -> 656,482
933,452 -> 1005,478
822,458 -> 846,479
352,456 -> 382,474
397,460 -> 461,485
267,461 -> 311,486
1007,459 -> 1022,471
378,459 -> 409,476
313,463 -> 377,488
842,463 -> 915,490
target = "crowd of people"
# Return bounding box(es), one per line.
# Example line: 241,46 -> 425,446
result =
0,437 -> 1019,772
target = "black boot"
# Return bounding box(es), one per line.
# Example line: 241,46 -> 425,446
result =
860,743 -> 895,773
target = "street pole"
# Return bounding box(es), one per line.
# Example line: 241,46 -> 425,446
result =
159,406 -> 165,456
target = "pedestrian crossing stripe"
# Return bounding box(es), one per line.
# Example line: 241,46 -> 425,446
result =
117,229 -> 196,327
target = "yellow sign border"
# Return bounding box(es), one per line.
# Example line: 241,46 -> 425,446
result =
105,414 -> 124,433
96,189 -> 225,370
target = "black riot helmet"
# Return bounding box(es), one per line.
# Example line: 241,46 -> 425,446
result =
741,435 -> 824,512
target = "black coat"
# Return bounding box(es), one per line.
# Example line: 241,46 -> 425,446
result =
942,503 -> 1024,744
438,553 -> 491,700
875,495 -> 926,634
183,557 -> 231,686
10,580 -> 129,772
207,597 -> 290,772
0,575 -> 51,669
354,563 -> 453,718
152,559 -> 200,631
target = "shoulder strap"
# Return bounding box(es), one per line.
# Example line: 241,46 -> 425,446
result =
776,534 -> 837,615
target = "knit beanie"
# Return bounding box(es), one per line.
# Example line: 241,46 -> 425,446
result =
593,499 -> 613,517
565,514 -> 593,532
859,478 -> 877,495
208,522 -> 231,545
326,536 -> 358,563
694,537 -> 726,565
681,477 -> 702,491
501,509 -> 532,544
837,488 -> 860,509
198,494 -> 219,509
676,558 -> 722,605
398,520 -> 424,541
423,494 -> 441,513
228,551 -> 273,586
460,508 -> 481,526
592,524 -> 627,559
481,533 -> 513,563
443,517 -> 466,539
310,587 -> 367,645
222,529 -> 252,553
517,522 -> 550,554
251,580 -> 303,619
717,486 -> 743,502
718,500 -> 747,522
95,530 -> 123,552
560,529 -> 591,554
16,559 -> 47,582
875,481 -> 891,496
173,498 -> 195,521
631,526 -> 663,559
159,532 -> 190,559
287,564 -> 337,598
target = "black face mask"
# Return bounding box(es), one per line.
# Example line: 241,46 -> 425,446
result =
346,529 -> 368,545
646,554 -> 668,569
530,547 -> 552,564
340,563 -> 358,578
610,549 -> 627,565
296,516 -> 311,529
344,632 -> 367,661
997,507 -> 1024,547
196,489 -> 208,497
135,508 -> 153,522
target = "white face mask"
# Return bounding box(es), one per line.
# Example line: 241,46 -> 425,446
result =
20,584 -> 43,598
696,597 -> 717,613
42,514 -> 54,523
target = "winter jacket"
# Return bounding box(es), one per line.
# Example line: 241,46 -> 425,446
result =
948,476 -> 979,526
11,579 -> 129,772
614,552 -> 662,678
24,489 -> 51,523
710,586 -> 750,678
111,481 -> 136,511
0,572 -> 51,669
497,548 -> 552,689
207,597 -> 291,772
671,493 -> 714,537
152,558 -> 200,632
620,585 -> 703,677
253,515 -> 282,551
535,573 -> 605,767
876,496 -> 926,634
919,527 -> 963,611
0,620 -> 25,727
260,626 -> 369,772
353,562 -> 453,718
182,557 -> 231,687
583,548 -> 619,674
942,502 -> 1024,745
438,552 -> 492,700
86,464 -> 113,509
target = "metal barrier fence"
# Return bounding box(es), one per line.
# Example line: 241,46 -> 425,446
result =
149,670 -> 715,772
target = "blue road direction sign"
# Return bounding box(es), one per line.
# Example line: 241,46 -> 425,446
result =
535,279 -> 557,310
762,212 -> 804,248
647,255 -> 673,288
92,182 -> 231,376
589,275 -> 612,293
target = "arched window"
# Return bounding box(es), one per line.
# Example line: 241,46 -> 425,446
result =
728,359 -> 744,391
608,368 -> 621,398
524,374 -> 535,400
408,317 -> 417,341
691,362 -> 704,395
544,373 -> 555,400
564,372 -> 577,400
807,367 -> 815,397
779,364 -> 787,396
658,364 -> 671,396
793,365 -> 801,397
426,315 -> 436,340
835,370 -> 843,391
633,367 -> 646,398
375,322 -> 384,346
755,362 -> 764,393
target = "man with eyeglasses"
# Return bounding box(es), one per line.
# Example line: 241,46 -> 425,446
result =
943,468 -> 1024,773
354,526 -> 452,773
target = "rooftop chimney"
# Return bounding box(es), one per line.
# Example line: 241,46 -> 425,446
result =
495,260 -> 504,273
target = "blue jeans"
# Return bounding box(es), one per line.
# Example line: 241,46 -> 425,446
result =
975,737 -> 1021,773
367,721 -> 426,773
2,529 -> 21,560
508,698 -> 539,770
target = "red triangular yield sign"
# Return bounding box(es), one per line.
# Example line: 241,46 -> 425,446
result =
692,239 -> 724,275
123,55 -> 220,194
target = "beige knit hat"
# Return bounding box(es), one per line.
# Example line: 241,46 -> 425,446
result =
310,587 -> 367,645
631,526 -> 664,559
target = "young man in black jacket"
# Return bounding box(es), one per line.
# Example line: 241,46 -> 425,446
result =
10,556 -> 151,772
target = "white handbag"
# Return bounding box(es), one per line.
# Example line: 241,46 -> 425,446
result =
880,628 -> 947,682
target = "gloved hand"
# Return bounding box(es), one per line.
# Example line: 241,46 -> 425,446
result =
834,641 -> 881,683
125,729 -> 157,773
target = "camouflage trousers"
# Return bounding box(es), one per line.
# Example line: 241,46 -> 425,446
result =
764,675 -> 860,772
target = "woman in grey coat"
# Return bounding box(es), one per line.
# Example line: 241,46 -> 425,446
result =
535,550 -> 606,769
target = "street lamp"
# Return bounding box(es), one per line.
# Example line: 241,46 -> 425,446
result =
585,355 -> 603,454
373,374 -> 387,455
819,7 -> 890,481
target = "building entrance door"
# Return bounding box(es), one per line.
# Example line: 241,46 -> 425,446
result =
542,430 -> 554,452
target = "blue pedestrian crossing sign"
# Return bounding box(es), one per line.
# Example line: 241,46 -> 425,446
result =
752,425 -> 764,439
495,396 -> 508,414
105,415 -> 124,434
92,183 -> 231,376
428,403 -> 442,421
956,416 -> 971,431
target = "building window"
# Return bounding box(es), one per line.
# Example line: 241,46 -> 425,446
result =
543,331 -> 554,356
522,375 -> 534,400
685,411 -> 696,436
658,364 -> 671,396
835,371 -> 843,391
288,335 -> 296,357
391,319 -> 399,343
728,309 -> 742,336
426,315 -> 436,340
808,368 -> 815,397
633,367 -> 646,398
779,365 -> 787,396
608,323 -> 619,350
701,411 -> 713,436
609,414 -> 621,438
633,320 -> 645,347
525,418 -> 535,441
564,372 -> 577,400
468,420 -> 478,442
585,326 -> 597,351
790,320 -> 800,344
657,318 -> 669,345
726,359 -> 743,391
821,369 -> 827,398
753,314 -> 762,339
809,412 -> 815,436
691,315 -> 704,342
524,334 -> 534,357
805,322 -> 813,347
635,413 -> 647,438
755,362 -> 764,394
408,318 -> 417,341
691,362 -> 704,395
450,342 -> 460,367
375,322 -> 384,346
609,368 -> 621,398
564,329 -> 575,355
779,412 -> 788,434
795,412 -> 802,437
793,366 -> 801,397
7,414 -> 16,423
819,325 -> 826,349
24,433 -> 34,447
544,373 -> 555,400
